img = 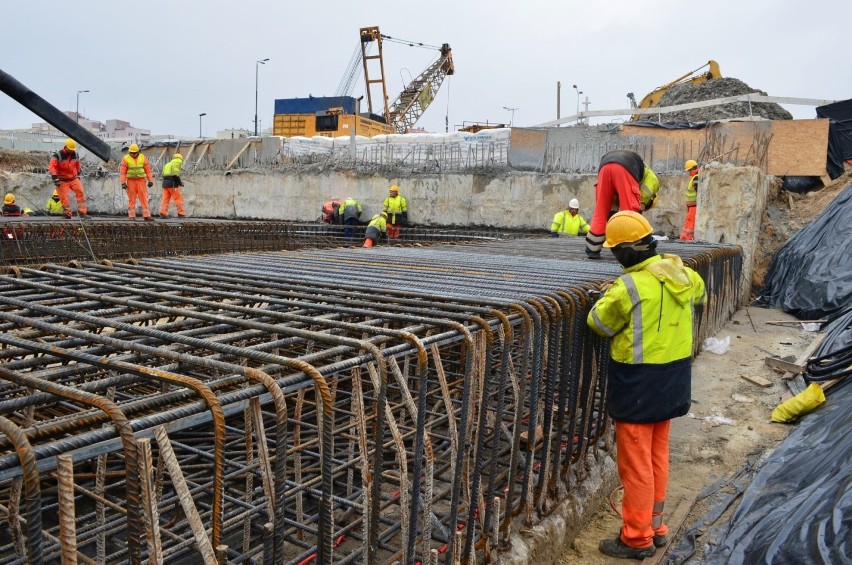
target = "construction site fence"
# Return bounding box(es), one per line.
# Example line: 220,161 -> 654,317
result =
0,238 -> 741,564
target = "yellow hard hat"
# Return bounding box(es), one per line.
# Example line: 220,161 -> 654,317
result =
128,143 -> 140,153
64,139 -> 77,151
174,153 -> 183,160
52,189 -> 59,197
4,193 -> 15,205
603,211 -> 653,248
389,185 -> 399,193
684,159 -> 698,171
380,211 -> 388,218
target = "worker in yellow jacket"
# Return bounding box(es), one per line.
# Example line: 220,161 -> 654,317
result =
382,185 -> 407,239
363,212 -> 387,248
160,153 -> 186,218
588,211 -> 705,560
119,144 -> 154,220
46,190 -> 64,215
550,198 -> 589,237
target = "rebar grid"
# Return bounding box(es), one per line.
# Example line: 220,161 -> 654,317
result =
0,237 -> 741,564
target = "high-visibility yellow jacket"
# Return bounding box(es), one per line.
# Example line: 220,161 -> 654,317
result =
120,154 -> 152,182
382,194 -> 407,224
162,156 -> 183,188
686,173 -> 699,207
639,166 -> 660,210
367,214 -> 387,232
587,254 -> 706,423
46,197 -> 64,215
340,197 -> 363,221
550,210 -> 589,235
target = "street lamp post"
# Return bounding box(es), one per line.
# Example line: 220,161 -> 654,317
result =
502,106 -> 519,127
255,58 -> 270,137
199,113 -> 207,138
76,90 -> 89,123
572,84 -> 583,123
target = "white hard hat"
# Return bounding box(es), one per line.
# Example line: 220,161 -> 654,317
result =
569,198 -> 580,209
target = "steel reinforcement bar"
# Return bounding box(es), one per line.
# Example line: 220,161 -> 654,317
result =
0,237 -> 740,564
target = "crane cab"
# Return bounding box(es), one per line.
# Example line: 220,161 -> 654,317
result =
272,96 -> 393,138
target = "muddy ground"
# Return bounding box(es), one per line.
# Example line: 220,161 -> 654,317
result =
559,306 -> 821,563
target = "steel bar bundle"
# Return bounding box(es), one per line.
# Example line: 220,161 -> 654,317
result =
0,237 -> 740,564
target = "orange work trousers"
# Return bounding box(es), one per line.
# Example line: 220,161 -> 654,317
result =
616,420 -> 670,548
387,223 -> 401,239
679,205 -> 696,240
362,237 -> 376,248
126,178 -> 151,219
160,187 -> 185,217
57,178 -> 87,215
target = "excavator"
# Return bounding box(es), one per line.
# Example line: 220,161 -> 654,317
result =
272,26 -> 454,137
627,60 -> 721,121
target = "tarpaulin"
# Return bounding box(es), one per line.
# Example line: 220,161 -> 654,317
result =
701,382 -> 851,564
816,99 -> 852,180
757,183 -> 852,320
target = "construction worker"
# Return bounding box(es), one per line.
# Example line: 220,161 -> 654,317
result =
679,160 -> 699,240
550,198 -> 589,237
46,190 -> 64,215
585,150 -> 647,259
339,196 -> 363,239
639,165 -> 660,212
2,193 -> 21,216
363,212 -> 387,248
382,185 -> 407,239
160,153 -> 186,218
48,138 -> 88,219
119,143 -> 154,220
587,211 -> 706,560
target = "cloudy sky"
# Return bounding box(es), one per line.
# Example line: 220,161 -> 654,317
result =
1,0 -> 848,138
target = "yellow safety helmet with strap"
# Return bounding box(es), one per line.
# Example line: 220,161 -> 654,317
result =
684,159 -> 698,171
174,153 -> 183,160
128,143 -> 140,153
603,211 -> 653,248
4,193 -> 14,205
389,185 -> 399,193
64,139 -> 77,151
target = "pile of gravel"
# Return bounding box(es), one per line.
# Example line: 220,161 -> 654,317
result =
654,77 -> 793,122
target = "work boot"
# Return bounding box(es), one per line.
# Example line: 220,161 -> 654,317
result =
653,534 -> 667,548
585,250 -> 602,260
64,213 -> 73,219
143,217 -> 154,222
160,214 -> 168,219
599,538 -> 655,559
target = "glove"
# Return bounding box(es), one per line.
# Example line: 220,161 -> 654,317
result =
147,181 -> 154,188
550,231 -> 559,238
51,175 -> 61,186
121,183 -> 128,190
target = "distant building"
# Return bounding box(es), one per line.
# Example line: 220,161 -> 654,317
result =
31,111 -> 151,144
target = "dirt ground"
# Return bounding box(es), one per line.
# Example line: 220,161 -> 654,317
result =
559,306 -> 820,563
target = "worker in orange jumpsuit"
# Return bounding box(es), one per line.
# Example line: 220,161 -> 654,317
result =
585,150 -> 645,259
48,139 -> 88,219
679,160 -> 699,240
119,144 -> 154,220
588,212 -> 706,559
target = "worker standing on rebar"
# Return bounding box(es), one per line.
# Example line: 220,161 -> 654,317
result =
119,144 -> 154,221
339,196 -> 363,239
679,160 -> 700,240
48,139 -> 88,219
2,193 -> 22,216
363,212 -> 387,248
382,185 -> 407,239
160,153 -> 186,218
550,198 -> 589,237
585,150 -> 647,259
588,211 -> 705,560
46,190 -> 64,215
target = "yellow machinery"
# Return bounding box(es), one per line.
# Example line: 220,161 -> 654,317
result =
272,26 -> 454,138
627,60 -> 722,120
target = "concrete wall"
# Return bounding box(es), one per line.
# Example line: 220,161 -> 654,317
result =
0,169 -> 690,236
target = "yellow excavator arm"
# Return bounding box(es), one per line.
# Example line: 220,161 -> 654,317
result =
628,60 -> 722,119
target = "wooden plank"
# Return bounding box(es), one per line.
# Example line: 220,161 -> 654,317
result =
781,334 -> 827,380
741,374 -> 773,388
226,140 -> 253,170
764,357 -> 805,375
641,497 -> 695,565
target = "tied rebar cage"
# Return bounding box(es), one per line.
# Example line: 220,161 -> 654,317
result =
0,237 -> 740,564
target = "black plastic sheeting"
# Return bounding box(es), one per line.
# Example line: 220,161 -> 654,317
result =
698,382 -> 852,564
816,99 -> 852,180
805,305 -> 852,390
757,183 -> 852,320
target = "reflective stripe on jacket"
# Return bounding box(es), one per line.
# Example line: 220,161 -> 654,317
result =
382,195 -> 407,223
686,174 -> 699,206
588,254 -> 706,422
120,154 -> 152,181
550,210 -> 589,235
48,149 -> 81,180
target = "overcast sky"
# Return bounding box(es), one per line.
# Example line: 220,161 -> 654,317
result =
1,0 -> 848,138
